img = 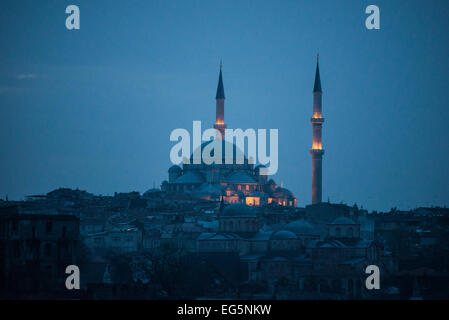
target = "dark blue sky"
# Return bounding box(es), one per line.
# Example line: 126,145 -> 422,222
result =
1,0 -> 448,211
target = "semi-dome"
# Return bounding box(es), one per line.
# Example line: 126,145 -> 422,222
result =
221,203 -> 257,218
272,230 -> 297,240
172,171 -> 204,184
225,171 -> 256,184
331,217 -> 356,225
189,140 -> 248,165
286,219 -> 317,235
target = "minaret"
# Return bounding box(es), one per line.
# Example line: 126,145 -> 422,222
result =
310,55 -> 325,204
214,61 -> 226,139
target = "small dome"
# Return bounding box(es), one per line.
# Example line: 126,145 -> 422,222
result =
168,165 -> 182,172
272,230 -> 297,240
331,217 -> 356,225
286,219 -> 317,235
222,203 -> 257,218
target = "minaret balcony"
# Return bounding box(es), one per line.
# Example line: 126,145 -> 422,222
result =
310,149 -> 325,156
310,117 -> 324,124
214,123 -> 227,130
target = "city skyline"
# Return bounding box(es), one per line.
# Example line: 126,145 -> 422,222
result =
1,0 -> 449,212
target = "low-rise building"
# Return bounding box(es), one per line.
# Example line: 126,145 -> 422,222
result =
0,205 -> 79,297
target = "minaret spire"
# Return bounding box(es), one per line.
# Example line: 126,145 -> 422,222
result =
313,54 -> 322,93
214,61 -> 226,138
310,55 -> 325,204
216,62 -> 225,99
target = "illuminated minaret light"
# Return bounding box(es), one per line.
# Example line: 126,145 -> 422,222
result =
214,61 -> 226,139
310,54 -> 325,204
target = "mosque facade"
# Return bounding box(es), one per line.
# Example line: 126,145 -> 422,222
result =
162,65 -> 297,207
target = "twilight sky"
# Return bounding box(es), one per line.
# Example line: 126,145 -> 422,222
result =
1,0 -> 448,211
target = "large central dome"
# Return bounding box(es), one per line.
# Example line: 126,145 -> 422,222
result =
189,139 -> 249,166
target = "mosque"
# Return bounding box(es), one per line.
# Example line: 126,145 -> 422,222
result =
161,64 -> 297,207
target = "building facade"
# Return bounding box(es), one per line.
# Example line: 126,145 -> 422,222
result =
0,206 -> 79,297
